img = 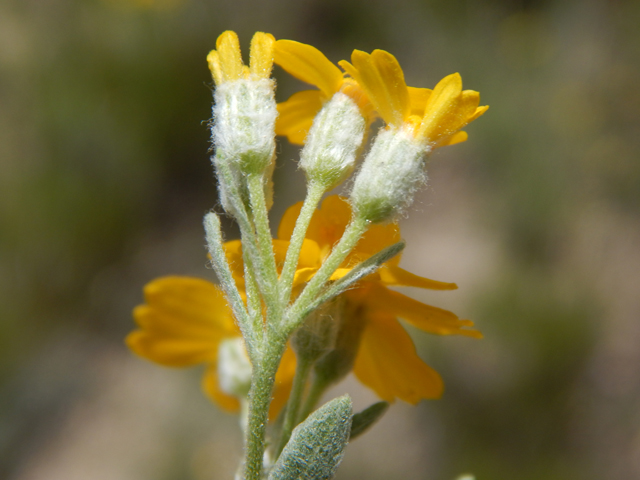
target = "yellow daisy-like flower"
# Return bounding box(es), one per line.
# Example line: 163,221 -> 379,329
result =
274,40 -> 374,145
127,196 -> 480,410
126,276 -> 297,419
224,196 -> 481,403
207,30 -> 275,85
339,50 -> 489,147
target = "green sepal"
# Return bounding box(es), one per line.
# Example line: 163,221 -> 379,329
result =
268,395 -> 353,480
349,401 -> 389,440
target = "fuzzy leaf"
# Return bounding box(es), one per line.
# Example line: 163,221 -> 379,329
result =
349,401 -> 389,440
268,395 -> 353,480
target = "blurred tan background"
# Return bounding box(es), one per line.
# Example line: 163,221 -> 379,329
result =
1,0 -> 639,478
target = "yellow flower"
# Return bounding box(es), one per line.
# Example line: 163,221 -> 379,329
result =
126,276 -> 297,419
127,196 -> 481,409
273,40 -> 374,145
207,30 -> 276,85
339,50 -> 489,147
278,196 -> 482,403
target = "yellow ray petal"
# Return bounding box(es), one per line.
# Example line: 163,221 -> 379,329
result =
364,285 -> 482,338
378,266 -> 458,290
216,31 -> 244,82
353,313 -> 443,403
305,195 -> 352,252
274,40 -> 343,98
249,32 -> 275,79
351,222 -> 402,267
142,277 -> 236,334
417,72 -> 463,141
126,330 -> 220,367
202,364 -> 241,413
276,90 -> 324,145
437,131 -> 468,147
207,50 -> 223,85
270,344 -> 297,419
408,86 -> 432,117
349,49 -> 409,126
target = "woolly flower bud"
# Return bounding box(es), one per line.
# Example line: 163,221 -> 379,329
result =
300,92 -> 365,189
350,128 -> 429,223
217,338 -> 252,398
212,78 -> 277,175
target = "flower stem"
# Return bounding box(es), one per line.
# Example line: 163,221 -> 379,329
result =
244,339 -> 284,480
247,173 -> 280,311
278,181 -> 326,304
299,374 -> 330,423
275,356 -> 313,457
286,215 -> 369,333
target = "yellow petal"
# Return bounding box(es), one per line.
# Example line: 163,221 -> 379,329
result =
364,285 -> 482,338
126,276 -> 238,367
351,222 -> 402,267
349,49 -> 409,126
378,266 -> 458,290
207,50 -> 223,85
274,40 -> 343,98
216,31 -> 244,82
417,72 -> 463,141
126,330 -> 220,367
408,86 -> 432,117
276,90 -> 324,145
353,313 -> 443,403
305,196 -> 353,253
292,267 -> 318,287
270,344 -> 297,419
437,131 -> 468,147
202,364 -> 241,413
249,32 -> 275,79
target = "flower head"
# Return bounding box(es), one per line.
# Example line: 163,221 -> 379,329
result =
126,276 -> 296,419
274,40 -> 373,144
230,196 -> 481,402
127,197 -> 480,409
279,196 -> 481,402
339,49 -> 489,148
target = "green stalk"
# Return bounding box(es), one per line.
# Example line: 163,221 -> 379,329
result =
247,173 -> 280,311
244,339 -> 285,480
299,374 -> 330,423
278,180 -> 326,304
285,215 -> 369,333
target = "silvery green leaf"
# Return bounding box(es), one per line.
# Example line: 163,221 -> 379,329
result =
268,395 -> 353,480
349,401 -> 389,440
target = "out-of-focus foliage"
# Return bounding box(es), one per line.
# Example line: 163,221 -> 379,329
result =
1,0 -> 639,479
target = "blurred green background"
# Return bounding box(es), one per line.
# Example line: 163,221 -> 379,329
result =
1,0 -> 639,478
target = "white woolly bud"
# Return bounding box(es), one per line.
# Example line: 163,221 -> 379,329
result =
217,338 -> 252,398
212,78 -> 277,175
350,128 -> 430,223
300,92 -> 365,189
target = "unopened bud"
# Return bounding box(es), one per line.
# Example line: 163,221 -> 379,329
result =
350,128 -> 429,223
314,305 -> 366,386
292,297 -> 342,364
300,92 -> 365,189
217,338 -> 252,398
212,78 -> 277,175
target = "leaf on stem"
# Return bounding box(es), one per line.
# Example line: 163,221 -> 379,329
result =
268,395 -> 353,480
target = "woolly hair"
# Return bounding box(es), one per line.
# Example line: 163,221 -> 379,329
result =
212,78 -> 277,175
350,128 -> 430,223
300,92 -> 366,189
